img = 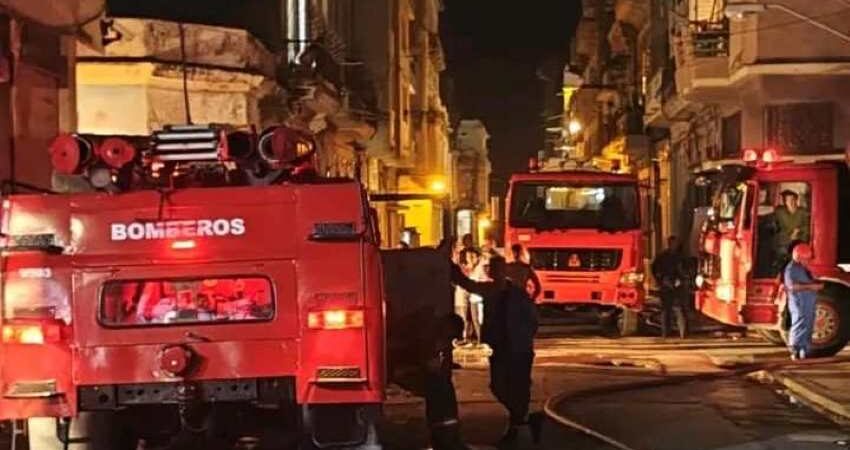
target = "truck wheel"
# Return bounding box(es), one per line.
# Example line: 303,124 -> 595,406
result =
617,309 -> 640,337
27,413 -> 135,450
807,294 -> 850,358
756,329 -> 786,346
300,405 -> 382,450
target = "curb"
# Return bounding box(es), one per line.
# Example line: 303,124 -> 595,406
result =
772,371 -> 850,423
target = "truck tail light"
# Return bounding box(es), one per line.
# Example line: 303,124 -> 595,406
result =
307,309 -> 364,330
2,321 -> 63,345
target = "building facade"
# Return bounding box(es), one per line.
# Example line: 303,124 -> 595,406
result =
350,0 -> 452,247
0,1 -> 101,191
452,119 -> 491,242
34,0 -> 452,248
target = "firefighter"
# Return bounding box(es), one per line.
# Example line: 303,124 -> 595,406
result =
774,190 -> 811,266
426,237 -> 470,450
450,256 -> 542,446
784,243 -> 824,360
505,244 -> 542,300
652,236 -> 689,339
424,313 -> 469,450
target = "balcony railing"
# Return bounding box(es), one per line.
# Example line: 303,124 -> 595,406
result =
691,22 -> 729,58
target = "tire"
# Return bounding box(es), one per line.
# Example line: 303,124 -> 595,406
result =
756,329 -> 786,346
806,293 -> 850,358
27,413 -> 135,450
617,309 -> 640,337
300,405 -> 382,450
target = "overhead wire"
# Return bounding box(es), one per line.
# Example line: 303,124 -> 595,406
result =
670,4 -> 850,38
726,6 -> 850,37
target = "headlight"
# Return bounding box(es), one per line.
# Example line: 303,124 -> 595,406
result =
619,271 -> 645,285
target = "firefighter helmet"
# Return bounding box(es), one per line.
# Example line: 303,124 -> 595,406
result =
792,243 -> 814,262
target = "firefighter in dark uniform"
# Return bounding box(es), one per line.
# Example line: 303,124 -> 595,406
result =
422,313 -> 468,449
451,256 -> 542,446
422,238 -> 469,450
652,236 -> 689,338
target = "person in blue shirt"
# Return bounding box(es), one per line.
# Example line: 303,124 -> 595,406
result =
783,243 -> 824,360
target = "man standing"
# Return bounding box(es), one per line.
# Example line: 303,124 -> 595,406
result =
652,236 -> 688,338
774,190 -> 811,265
784,243 -> 823,360
505,244 -> 542,300
451,257 -> 541,445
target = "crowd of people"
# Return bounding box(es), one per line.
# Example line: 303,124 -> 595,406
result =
413,188 -> 819,449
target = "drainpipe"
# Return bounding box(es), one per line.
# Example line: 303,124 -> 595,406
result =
287,0 -> 309,62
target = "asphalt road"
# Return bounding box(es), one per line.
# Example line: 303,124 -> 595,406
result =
546,376 -> 850,450
383,312 -> 850,450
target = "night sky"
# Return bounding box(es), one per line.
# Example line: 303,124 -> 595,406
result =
441,1 -> 581,195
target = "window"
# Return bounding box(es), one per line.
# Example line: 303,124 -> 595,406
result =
721,112 -> 741,158
754,182 -> 812,278
509,182 -> 639,231
765,103 -> 833,155
717,183 -> 745,222
100,277 -> 273,327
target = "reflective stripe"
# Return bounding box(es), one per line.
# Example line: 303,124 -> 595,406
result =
430,418 -> 459,428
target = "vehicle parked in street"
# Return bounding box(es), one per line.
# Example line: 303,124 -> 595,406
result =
0,125 -> 386,449
504,159 -> 645,335
695,149 -> 850,357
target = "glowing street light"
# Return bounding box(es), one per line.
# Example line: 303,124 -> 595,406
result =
429,178 -> 447,193
568,119 -> 582,135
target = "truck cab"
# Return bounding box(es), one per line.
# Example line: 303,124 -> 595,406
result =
696,150 -> 850,357
504,167 -> 645,333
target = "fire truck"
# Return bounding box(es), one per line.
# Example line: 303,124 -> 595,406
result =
695,148 -> 850,357
0,125 -> 387,449
504,158 -> 645,335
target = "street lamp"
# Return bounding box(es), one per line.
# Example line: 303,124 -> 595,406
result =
725,2 -> 850,43
568,119 -> 583,135
429,177 -> 447,194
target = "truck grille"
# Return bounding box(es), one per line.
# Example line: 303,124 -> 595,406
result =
529,248 -> 622,272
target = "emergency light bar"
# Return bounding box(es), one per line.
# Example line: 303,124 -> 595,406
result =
150,124 -> 225,163
742,147 -> 780,165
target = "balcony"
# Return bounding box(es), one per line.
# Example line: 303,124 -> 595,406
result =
673,22 -> 733,103
615,0 -> 650,30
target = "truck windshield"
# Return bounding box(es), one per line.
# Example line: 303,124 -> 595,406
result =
100,276 -> 273,327
717,183 -> 746,222
509,182 -> 639,231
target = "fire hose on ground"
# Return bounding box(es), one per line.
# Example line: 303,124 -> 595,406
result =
542,355 -> 850,450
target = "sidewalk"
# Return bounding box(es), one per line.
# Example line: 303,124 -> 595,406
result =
771,361 -> 850,423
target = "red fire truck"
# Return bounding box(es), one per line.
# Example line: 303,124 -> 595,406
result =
695,148 -> 850,357
504,160 -> 645,334
0,125 -> 385,449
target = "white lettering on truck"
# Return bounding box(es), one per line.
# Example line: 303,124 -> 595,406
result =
110,218 -> 246,241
